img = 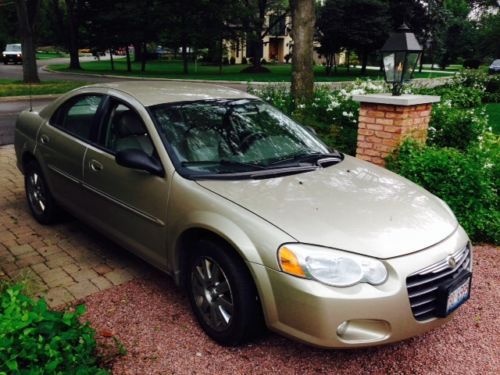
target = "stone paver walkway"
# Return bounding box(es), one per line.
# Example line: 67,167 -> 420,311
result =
0,145 -> 152,307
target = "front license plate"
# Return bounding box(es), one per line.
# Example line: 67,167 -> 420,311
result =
446,277 -> 470,314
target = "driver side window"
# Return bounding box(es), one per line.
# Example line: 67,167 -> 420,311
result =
99,101 -> 154,156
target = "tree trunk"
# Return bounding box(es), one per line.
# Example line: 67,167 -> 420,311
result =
325,54 -> 332,76
182,43 -> 189,74
125,46 -> 132,72
333,53 -> 337,74
346,51 -> 350,72
419,48 -> 424,73
15,0 -> 40,83
290,0 -> 315,103
360,50 -> 368,75
109,49 -> 114,71
65,0 -> 80,70
133,43 -> 142,62
140,42 -> 147,72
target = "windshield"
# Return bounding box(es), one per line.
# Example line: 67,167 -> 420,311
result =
492,59 -> 500,66
5,44 -> 21,52
150,99 -> 335,178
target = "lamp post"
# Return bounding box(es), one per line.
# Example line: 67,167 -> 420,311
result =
381,24 -> 423,96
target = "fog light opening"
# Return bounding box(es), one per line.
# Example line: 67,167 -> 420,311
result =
336,321 -> 349,337
336,319 -> 391,343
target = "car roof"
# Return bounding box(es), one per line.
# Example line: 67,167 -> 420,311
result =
90,81 -> 258,107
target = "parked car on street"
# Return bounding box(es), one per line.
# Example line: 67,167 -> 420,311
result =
14,81 -> 472,348
489,59 -> 500,74
2,43 -> 22,64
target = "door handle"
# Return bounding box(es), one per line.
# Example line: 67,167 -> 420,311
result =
89,159 -> 103,172
40,134 -> 50,144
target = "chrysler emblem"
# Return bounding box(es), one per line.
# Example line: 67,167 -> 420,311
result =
448,256 -> 457,269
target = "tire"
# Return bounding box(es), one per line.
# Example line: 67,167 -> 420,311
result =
24,161 -> 60,224
186,239 -> 264,346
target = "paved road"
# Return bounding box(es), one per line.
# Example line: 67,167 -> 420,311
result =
0,56 -> 248,146
0,99 -> 53,145
0,55 -> 139,82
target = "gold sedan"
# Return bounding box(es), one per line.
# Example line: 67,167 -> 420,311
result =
14,81 -> 472,347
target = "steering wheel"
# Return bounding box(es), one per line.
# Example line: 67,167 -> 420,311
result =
239,132 -> 267,152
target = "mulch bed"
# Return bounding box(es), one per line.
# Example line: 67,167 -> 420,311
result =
82,244 -> 499,374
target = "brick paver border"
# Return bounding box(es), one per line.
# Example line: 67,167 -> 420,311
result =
0,145 -> 151,307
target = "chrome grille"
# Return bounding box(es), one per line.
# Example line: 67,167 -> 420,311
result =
406,245 -> 472,321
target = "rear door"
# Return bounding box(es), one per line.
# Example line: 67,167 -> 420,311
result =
82,98 -> 169,267
36,94 -> 105,215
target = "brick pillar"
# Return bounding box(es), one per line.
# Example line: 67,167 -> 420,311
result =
352,94 -> 440,166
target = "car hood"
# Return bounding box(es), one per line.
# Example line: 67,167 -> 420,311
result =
197,155 -> 458,259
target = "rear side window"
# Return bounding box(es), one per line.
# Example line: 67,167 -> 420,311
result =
51,95 -> 104,141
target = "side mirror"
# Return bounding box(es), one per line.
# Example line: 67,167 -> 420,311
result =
115,149 -> 164,177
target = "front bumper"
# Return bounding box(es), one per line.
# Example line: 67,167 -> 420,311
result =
250,226 -> 471,348
3,54 -> 22,63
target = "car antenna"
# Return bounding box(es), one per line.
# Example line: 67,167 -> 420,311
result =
29,82 -> 33,112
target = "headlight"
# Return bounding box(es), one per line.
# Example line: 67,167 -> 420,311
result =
278,244 -> 387,287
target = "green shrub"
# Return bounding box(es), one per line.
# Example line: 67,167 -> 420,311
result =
0,285 -> 106,374
413,71 -> 490,150
386,138 -> 499,244
427,103 -> 488,150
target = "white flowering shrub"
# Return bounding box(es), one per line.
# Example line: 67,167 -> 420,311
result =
411,70 -> 491,150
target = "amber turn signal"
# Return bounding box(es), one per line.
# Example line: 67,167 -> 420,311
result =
278,246 -> 306,277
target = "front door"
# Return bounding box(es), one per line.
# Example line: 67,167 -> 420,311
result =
82,99 -> 169,267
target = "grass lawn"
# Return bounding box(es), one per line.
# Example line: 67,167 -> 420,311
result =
0,79 -> 88,97
49,60 -> 452,82
486,103 -> 500,134
36,52 -> 67,60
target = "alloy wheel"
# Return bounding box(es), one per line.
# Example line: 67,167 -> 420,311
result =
190,256 -> 234,332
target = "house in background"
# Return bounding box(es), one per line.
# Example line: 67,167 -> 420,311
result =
226,13 -> 338,66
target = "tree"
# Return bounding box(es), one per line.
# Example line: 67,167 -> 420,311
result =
316,0 -> 347,75
478,12 -> 500,59
15,0 -> 40,83
0,1 -> 19,50
240,0 -> 289,73
316,0 -> 390,75
434,0 -> 474,68
343,0 -> 390,75
290,0 -> 315,103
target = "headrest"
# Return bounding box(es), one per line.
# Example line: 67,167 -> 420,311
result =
115,110 -> 145,136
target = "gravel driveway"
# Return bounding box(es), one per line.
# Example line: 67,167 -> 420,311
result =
82,244 -> 499,375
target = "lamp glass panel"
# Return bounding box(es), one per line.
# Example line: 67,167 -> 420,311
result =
403,52 -> 420,81
383,52 -> 395,82
393,51 -> 406,83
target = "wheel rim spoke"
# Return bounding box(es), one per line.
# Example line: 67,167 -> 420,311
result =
191,255 -> 234,332
214,280 -> 229,295
217,303 -> 232,324
27,172 -> 46,215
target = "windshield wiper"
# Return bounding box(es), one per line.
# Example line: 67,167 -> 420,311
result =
269,151 -> 343,167
182,159 -> 266,171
